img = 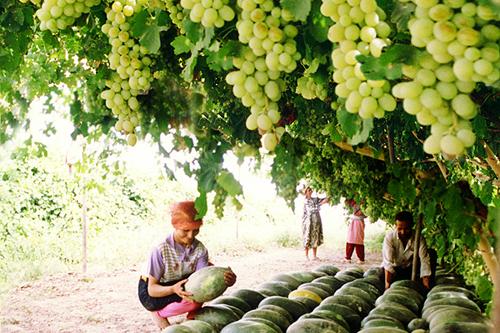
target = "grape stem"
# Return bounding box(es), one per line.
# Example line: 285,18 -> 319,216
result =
333,141 -> 385,161
482,140 -> 500,179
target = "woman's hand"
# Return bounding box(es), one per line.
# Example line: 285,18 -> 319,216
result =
172,278 -> 193,299
224,268 -> 237,287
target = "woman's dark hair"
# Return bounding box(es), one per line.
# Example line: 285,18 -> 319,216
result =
395,211 -> 413,224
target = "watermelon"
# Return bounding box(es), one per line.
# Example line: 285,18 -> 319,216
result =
428,285 -> 476,300
430,322 -> 491,333
210,303 -> 245,318
428,308 -> 489,330
301,281 -> 336,295
269,273 -> 302,289
256,281 -> 292,297
388,286 -> 424,305
314,264 -> 340,276
257,304 -> 294,324
289,296 -> 319,312
339,267 -> 364,278
181,320 -> 217,333
305,309 -> 350,331
363,267 -> 384,278
322,294 -> 371,316
368,301 -> 417,325
314,303 -> 361,331
343,280 -> 381,299
239,318 -> 283,333
184,266 -> 229,302
289,289 -> 323,304
192,305 -> 240,331
289,271 -> 319,284
407,318 -> 428,331
361,313 -> 404,328
375,293 -> 420,314
297,283 -> 330,299
286,318 -> 349,333
333,273 -> 357,284
229,289 -> 265,308
312,276 -> 344,292
242,308 -> 291,331
361,276 -> 385,294
161,325 -> 194,333
210,295 -> 252,313
357,327 -> 407,333
335,285 -> 376,306
258,296 -> 308,320
220,320 -> 280,333
362,318 -> 405,330
422,297 -> 481,313
391,279 -> 419,291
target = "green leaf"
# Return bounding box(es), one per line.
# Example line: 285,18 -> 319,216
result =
217,170 -> 243,196
194,192 -> 208,219
171,36 -> 192,55
205,40 -> 241,72
376,0 -> 395,18
357,44 -> 417,80
182,49 -> 199,81
281,0 -> 312,21
475,275 -> 493,302
130,10 -> 148,38
140,25 -> 168,54
337,108 -> 361,137
306,0 -> 333,42
391,2 -> 416,32
184,20 -> 204,44
348,118 -> 373,145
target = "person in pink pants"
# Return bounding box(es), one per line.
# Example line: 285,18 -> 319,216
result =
344,199 -> 366,264
138,201 -> 237,329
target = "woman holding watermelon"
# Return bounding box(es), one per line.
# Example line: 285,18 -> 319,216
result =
138,201 -> 237,329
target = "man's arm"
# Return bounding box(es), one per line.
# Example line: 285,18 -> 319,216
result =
418,236 -> 432,289
382,232 -> 396,289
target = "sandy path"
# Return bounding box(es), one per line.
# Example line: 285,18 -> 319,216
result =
1,247 -> 381,333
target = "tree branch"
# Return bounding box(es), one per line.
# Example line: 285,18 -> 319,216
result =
333,141 -> 385,161
477,233 -> 498,288
482,140 -> 500,179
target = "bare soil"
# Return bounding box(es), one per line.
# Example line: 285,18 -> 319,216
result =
1,247 -> 381,333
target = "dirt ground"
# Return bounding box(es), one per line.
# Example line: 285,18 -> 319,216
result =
0,247 -> 382,333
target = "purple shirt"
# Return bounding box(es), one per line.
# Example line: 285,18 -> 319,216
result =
148,234 -> 209,282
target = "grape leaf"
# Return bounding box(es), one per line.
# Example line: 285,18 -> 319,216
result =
171,36 -> 192,55
130,10 -> 148,38
140,24 -> 169,54
281,0 -> 312,22
306,0 -> 332,42
205,40 -> 240,72
348,118 -> 373,145
337,108 -> 361,137
184,20 -> 204,44
217,170 -> 243,196
391,2 -> 415,32
376,0 -> 395,18
194,191 -> 208,219
357,44 -> 417,80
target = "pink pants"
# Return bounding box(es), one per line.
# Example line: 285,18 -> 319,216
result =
157,299 -> 203,318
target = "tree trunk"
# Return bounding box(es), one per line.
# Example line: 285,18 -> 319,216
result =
478,234 -> 498,285
492,213 -> 500,333
412,215 -> 422,282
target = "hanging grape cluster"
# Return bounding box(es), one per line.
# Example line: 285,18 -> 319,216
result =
399,0 -> 499,157
321,0 -> 397,119
180,0 -> 235,28
295,76 -> 328,101
100,0 -> 154,146
36,0 -> 101,32
224,0 -> 301,151
162,0 -> 187,32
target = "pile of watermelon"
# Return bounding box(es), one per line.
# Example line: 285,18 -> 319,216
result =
162,264 -> 491,332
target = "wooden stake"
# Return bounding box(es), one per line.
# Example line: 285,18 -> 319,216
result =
412,214 -> 422,282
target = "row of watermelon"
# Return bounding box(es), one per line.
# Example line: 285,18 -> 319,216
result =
373,269 -> 492,333
162,264 -> 490,332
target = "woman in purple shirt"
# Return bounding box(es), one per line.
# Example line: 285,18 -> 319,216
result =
138,201 -> 236,329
